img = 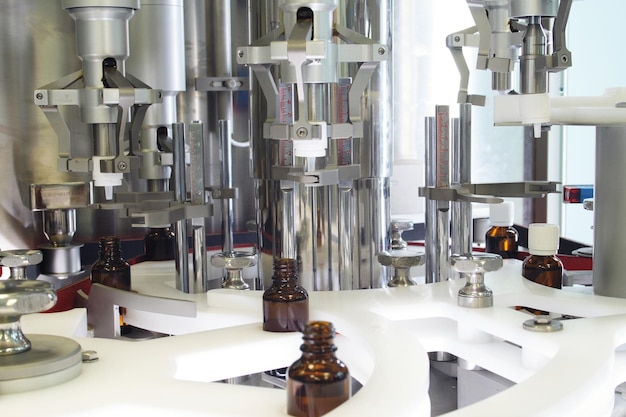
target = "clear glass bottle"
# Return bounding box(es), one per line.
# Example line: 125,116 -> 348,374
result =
522,223 -> 563,289
91,236 -> 131,291
485,201 -> 518,259
287,321 -> 350,417
144,227 -> 176,261
263,258 -> 309,332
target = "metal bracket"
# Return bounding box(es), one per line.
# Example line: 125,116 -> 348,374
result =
419,181 -> 561,203
207,186 -> 238,200
195,76 -> 249,92
81,284 -> 196,339
271,164 -> 360,186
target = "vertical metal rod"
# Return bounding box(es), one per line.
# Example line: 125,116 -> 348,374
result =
451,103 -> 473,256
425,117 -> 438,283
219,120 -> 234,255
192,225 -> 207,293
435,105 -> 450,282
172,122 -> 189,293
188,121 -> 208,293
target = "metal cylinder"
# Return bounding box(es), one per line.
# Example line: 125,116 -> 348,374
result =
510,0 -> 558,19
254,0 -> 392,290
451,104 -> 473,256
128,0 -> 185,183
63,3 -> 137,88
593,126 -> 626,298
520,17 -> 547,95
40,244 -> 82,275
43,209 -> 76,247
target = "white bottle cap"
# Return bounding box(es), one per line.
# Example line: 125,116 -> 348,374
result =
528,223 -> 560,256
489,202 -> 514,227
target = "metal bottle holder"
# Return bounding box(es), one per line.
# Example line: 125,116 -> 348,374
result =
0,250 -> 82,393
450,252 -> 503,308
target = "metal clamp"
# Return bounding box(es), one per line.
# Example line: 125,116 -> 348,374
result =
210,251 -> 257,290
451,253 -> 503,308
378,250 -> 426,287
0,280 -> 57,354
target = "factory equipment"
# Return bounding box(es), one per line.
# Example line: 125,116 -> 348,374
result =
239,0 -> 391,291
3,0 -> 626,415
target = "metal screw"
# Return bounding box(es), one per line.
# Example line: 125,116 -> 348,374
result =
237,49 -> 244,58
455,35 -> 461,42
378,47 -> 386,55
117,161 -> 128,171
82,350 -> 99,362
296,127 -> 308,138
561,55 -> 569,64
35,92 -> 43,100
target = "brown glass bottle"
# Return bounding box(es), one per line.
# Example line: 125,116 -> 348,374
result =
263,258 -> 309,332
287,321 -> 350,417
521,223 -> 562,315
485,202 -> 518,259
522,223 -> 562,289
144,227 -> 176,261
91,236 -> 131,291
485,227 -> 518,259
521,254 -> 563,288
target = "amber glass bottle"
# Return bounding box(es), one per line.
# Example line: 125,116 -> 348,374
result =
485,202 -> 518,259
91,236 -> 131,291
287,321 -> 350,417
522,223 -> 563,289
263,258 -> 309,332
144,227 -> 176,261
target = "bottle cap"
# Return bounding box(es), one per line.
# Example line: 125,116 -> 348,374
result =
489,202 -> 514,227
528,223 -> 560,256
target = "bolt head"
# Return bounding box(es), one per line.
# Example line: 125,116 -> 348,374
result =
378,47 -> 386,55
450,253 -> 503,274
117,161 -> 127,171
296,127 -> 308,138
0,250 -> 43,268
378,249 -> 425,268
237,49 -> 244,58
210,251 -> 256,270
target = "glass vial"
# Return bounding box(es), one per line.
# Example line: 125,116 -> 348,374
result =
522,223 -> 563,289
91,236 -> 131,291
263,258 -> 309,332
287,321 -> 350,417
144,227 -> 176,261
485,201 -> 518,259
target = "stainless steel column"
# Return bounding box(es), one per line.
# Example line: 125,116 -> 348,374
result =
128,0 -> 185,190
451,103 -> 473,256
172,122 -> 189,293
253,0 -> 392,291
593,126 -> 626,298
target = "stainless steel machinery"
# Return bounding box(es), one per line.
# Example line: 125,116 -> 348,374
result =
238,0 -> 391,290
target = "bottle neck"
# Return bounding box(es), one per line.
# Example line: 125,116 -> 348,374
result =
273,258 -> 298,282
300,321 -> 338,356
99,236 -> 123,259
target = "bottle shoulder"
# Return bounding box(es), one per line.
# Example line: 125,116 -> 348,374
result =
522,254 -> 562,269
486,226 -> 518,238
263,282 -> 308,300
288,356 -> 350,381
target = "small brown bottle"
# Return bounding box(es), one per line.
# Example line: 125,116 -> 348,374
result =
287,321 -> 350,417
144,227 -> 176,261
263,258 -> 308,332
91,236 -> 131,291
522,223 -> 563,289
485,201 -> 518,259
